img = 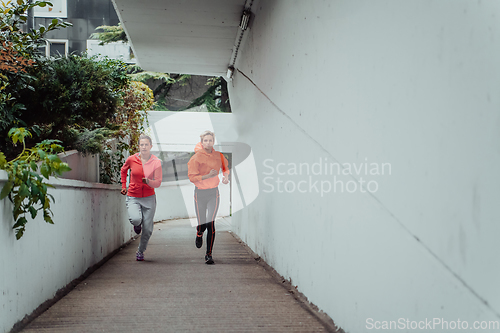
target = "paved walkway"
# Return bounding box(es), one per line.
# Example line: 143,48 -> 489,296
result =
20,218 -> 333,332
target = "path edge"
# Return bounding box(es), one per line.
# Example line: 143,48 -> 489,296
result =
227,230 -> 346,333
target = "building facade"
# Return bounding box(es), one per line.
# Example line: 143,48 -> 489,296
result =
35,0 -> 131,61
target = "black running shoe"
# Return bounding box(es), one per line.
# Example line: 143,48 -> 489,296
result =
134,224 -> 142,234
195,234 -> 203,248
205,255 -> 214,265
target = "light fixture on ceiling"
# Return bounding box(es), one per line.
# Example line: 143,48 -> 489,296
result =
227,3 -> 254,80
239,10 -> 251,31
227,66 -> 235,80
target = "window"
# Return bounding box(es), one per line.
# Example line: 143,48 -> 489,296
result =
40,39 -> 68,57
34,0 -> 67,18
151,151 -> 191,182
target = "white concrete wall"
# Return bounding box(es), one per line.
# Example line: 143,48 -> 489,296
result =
0,171 -> 132,333
147,111 -> 237,152
229,0 -> 500,332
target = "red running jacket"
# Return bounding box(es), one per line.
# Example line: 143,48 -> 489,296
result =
120,153 -> 162,197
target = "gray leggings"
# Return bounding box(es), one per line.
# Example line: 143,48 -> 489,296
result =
194,187 -> 220,255
126,195 -> 156,253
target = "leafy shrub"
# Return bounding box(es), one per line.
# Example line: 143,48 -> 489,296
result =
99,81 -> 154,184
116,81 -> 154,151
0,128 -> 71,239
16,54 -> 129,146
0,0 -> 72,157
90,23 -> 128,45
73,127 -> 115,156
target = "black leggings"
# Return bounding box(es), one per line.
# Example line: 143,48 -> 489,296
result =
194,187 -> 220,255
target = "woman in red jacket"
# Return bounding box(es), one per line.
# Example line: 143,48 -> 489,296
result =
120,134 -> 162,261
188,130 -> 229,264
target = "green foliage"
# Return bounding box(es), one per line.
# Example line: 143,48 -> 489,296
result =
126,65 -> 142,74
184,76 -> 231,112
14,54 -> 129,150
0,0 -> 72,157
128,71 -> 175,84
0,2 -> 156,241
147,73 -> 190,110
0,128 -> 71,239
125,66 -> 191,109
89,23 -> 133,59
89,23 -> 128,46
73,127 -> 116,156
99,81 -> 153,184
21,54 -> 128,128
153,95 -> 168,111
90,22 -> 232,113
0,0 -> 72,58
98,140 -> 128,184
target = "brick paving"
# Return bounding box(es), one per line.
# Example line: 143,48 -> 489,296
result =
20,218 -> 334,333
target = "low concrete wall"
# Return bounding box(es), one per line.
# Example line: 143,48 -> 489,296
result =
58,150 -> 99,183
0,171 -> 131,333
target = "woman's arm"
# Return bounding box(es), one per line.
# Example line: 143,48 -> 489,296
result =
221,153 -> 230,177
146,162 -> 162,188
120,158 -> 131,190
188,157 -> 203,183
221,153 -> 229,184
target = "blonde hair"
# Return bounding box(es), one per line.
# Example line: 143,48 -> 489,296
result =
138,134 -> 152,146
200,130 -> 215,142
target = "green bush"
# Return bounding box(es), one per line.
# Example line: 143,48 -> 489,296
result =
0,0 -> 72,158
16,54 -> 129,147
0,1 -> 147,239
99,81 -> 154,184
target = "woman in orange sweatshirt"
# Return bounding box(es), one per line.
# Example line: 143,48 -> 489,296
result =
120,134 -> 162,261
187,130 -> 229,264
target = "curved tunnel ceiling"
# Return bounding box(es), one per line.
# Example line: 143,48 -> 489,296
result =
111,0 -> 247,76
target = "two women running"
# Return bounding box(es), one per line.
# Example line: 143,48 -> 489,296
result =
121,131 -> 229,264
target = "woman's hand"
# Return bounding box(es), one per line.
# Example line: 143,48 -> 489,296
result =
120,188 -> 127,195
202,169 -> 218,180
222,175 -> 229,184
142,177 -> 149,184
208,169 -> 218,178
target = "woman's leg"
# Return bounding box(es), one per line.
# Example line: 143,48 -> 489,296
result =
126,196 -> 142,227
205,188 -> 220,256
138,195 -> 157,254
194,188 -> 208,226
194,188 -> 209,236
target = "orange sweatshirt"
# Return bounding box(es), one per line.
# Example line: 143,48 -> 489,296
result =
187,142 -> 229,189
121,153 -> 162,197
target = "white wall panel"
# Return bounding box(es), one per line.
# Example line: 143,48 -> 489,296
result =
229,0 -> 500,331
